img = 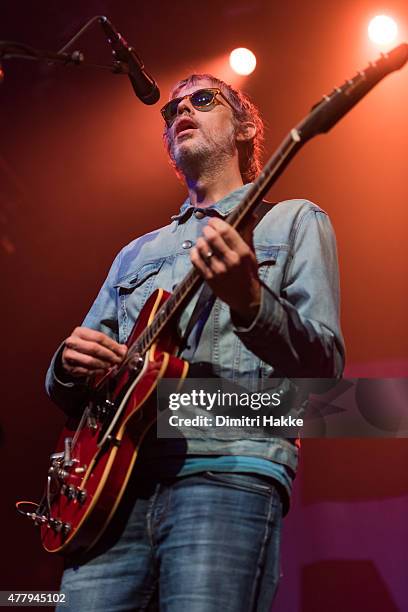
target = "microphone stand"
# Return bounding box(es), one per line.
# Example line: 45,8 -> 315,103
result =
0,40 -> 135,81
0,15 -> 135,83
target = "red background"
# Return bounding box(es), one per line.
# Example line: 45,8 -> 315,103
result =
1,1 -> 407,609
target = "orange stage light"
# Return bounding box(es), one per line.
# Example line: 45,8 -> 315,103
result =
229,48 -> 256,76
368,15 -> 398,46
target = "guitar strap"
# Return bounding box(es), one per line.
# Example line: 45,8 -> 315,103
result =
178,200 -> 276,356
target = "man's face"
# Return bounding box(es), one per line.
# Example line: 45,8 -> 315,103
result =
166,79 -> 238,175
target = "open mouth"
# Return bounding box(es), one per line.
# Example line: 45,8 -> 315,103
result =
175,118 -> 197,137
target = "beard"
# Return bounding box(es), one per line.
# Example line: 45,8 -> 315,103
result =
170,126 -> 237,180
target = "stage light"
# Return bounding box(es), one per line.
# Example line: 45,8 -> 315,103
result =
368,15 -> 398,46
229,48 -> 256,76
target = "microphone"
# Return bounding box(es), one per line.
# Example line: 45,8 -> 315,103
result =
99,16 -> 160,105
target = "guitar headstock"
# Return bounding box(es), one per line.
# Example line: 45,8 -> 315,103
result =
295,43 -> 408,142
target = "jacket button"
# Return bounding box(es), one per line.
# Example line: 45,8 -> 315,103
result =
194,210 -> 205,219
182,240 -> 193,249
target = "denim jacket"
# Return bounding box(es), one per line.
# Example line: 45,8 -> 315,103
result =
46,184 -> 345,473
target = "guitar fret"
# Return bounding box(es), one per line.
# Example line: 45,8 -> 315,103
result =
145,328 -> 153,346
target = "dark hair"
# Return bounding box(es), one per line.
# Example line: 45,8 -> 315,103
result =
163,74 -> 264,184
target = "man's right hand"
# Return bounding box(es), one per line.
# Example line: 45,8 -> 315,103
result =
61,327 -> 128,378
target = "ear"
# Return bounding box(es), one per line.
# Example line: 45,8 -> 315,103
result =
235,121 -> 256,143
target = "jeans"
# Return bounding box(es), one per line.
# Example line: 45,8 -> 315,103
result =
58,472 -> 283,612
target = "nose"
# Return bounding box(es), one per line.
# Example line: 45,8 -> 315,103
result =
177,94 -> 194,116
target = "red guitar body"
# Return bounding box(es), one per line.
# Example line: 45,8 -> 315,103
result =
40,288 -> 189,555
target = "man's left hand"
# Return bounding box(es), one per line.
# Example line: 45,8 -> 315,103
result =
190,217 -> 261,326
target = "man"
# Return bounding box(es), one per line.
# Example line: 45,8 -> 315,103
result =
47,74 -> 345,611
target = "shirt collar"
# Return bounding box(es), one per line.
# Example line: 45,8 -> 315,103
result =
170,183 -> 253,222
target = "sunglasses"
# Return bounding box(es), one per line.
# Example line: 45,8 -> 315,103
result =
161,88 -> 231,127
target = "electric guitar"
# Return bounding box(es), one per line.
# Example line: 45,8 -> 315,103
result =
17,43 -> 407,555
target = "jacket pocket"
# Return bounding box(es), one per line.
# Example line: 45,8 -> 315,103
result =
255,245 -> 279,281
255,244 -> 290,292
114,258 -> 166,291
114,258 -> 166,341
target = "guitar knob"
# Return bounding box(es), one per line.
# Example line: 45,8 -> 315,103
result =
77,489 -> 87,504
65,486 -> 76,500
62,522 -> 71,535
49,518 -> 62,532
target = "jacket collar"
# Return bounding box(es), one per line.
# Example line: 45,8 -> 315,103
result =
171,183 -> 253,223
